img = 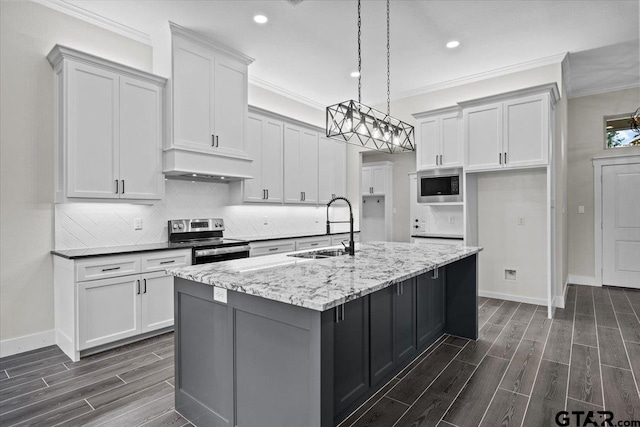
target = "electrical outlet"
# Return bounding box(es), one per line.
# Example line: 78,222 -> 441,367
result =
518,217 -> 525,226
505,269 -> 517,281
449,216 -> 455,224
134,218 -> 142,230
314,216 -> 319,224
578,206 -> 585,214
263,216 -> 268,225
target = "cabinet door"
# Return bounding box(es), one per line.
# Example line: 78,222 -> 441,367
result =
395,279 -> 417,363
464,103 -> 503,171
172,36 -> 215,150
440,113 -> 462,167
416,271 -> 445,349
78,275 -> 141,350
119,77 -> 163,200
283,125 -> 302,203
333,297 -> 370,417
262,118 -> 284,202
369,287 -> 395,386
503,94 -> 548,168
371,166 -> 386,195
141,271 -> 174,333
362,167 -> 373,195
213,56 -> 247,157
66,61 -> 119,198
244,114 -> 266,202
300,130 -> 319,204
416,118 -> 439,170
319,137 -> 346,204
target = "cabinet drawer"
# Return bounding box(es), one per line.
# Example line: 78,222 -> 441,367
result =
412,237 -> 463,246
76,255 -> 141,282
331,234 -> 360,246
250,240 -> 296,257
141,250 -> 192,273
295,237 -> 331,251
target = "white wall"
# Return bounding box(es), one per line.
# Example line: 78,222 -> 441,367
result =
0,1 -> 152,344
477,169 -> 549,304
567,87 -> 640,284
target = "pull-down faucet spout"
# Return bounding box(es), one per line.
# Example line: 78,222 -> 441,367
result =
326,196 -> 355,256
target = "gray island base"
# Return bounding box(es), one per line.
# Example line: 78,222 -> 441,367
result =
169,242 -> 480,427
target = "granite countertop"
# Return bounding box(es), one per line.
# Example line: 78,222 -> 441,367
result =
168,241 -> 482,312
50,231 -> 361,259
411,233 -> 464,239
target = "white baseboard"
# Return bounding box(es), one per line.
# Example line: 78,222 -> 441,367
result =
567,274 -> 600,287
0,330 -> 56,358
554,295 -> 565,309
479,291 -> 547,306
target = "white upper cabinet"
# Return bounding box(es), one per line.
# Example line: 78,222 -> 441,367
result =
461,84 -> 558,172
244,111 -> 283,203
170,24 -> 252,158
48,45 -> 166,202
318,136 -> 347,204
284,124 -> 319,204
362,163 -> 391,195
413,107 -> 462,171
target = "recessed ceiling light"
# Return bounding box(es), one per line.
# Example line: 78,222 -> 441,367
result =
253,15 -> 268,24
350,71 -> 360,78
220,176 -> 226,180
446,40 -> 460,49
192,173 -> 197,177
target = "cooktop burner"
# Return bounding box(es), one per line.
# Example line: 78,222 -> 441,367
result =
168,218 -> 245,248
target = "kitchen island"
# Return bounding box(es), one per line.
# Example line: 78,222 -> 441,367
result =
168,242 -> 481,427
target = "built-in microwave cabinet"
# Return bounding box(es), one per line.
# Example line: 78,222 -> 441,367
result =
413,107 -> 462,171
461,84 -> 559,172
47,45 -> 166,202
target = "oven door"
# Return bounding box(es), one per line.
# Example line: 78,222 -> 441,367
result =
417,168 -> 463,203
193,245 -> 250,265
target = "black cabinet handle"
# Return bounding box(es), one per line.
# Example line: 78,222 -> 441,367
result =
431,268 -> 439,279
499,153 -> 502,164
266,189 -> 269,199
335,304 -> 345,323
143,279 -> 147,294
101,266 -> 121,272
160,260 -> 175,265
136,280 -> 140,295
436,155 -> 438,166
268,247 -> 279,252
440,154 -> 443,165
216,135 -> 219,147
212,135 -> 215,147
115,180 -> 119,194
121,180 -> 125,194
504,152 -> 507,164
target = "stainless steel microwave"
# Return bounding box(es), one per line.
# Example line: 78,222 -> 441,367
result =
417,168 -> 463,203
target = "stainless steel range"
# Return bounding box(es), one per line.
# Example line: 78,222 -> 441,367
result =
168,218 -> 249,265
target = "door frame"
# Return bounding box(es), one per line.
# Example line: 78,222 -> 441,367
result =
593,154 -> 640,286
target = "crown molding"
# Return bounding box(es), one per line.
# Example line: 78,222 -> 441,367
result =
412,105 -> 460,120
367,52 -> 568,106
169,22 -> 254,65
248,75 -> 325,111
568,81 -> 640,99
31,0 -> 152,45
248,105 -> 324,134
457,82 -> 560,109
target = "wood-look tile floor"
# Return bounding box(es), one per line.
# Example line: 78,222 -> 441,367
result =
1,285 -> 639,427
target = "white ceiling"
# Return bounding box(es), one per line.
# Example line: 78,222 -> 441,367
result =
57,0 -> 640,105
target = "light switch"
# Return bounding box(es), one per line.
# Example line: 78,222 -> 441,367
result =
578,206 -> 585,214
134,218 -> 142,230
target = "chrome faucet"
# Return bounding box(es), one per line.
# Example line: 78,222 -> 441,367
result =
326,196 -> 355,256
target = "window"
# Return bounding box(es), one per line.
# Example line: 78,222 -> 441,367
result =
605,114 -> 640,149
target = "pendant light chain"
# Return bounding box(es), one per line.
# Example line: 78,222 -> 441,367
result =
386,0 -> 390,116
357,0 -> 362,104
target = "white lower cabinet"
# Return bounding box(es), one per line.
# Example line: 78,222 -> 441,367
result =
54,249 -> 191,361
249,240 -> 296,257
295,236 -> 332,251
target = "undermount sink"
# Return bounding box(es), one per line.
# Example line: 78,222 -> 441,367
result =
288,248 -> 351,259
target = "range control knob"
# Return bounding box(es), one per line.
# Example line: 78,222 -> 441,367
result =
414,225 -> 419,229
178,224 -> 184,229
172,223 -> 178,230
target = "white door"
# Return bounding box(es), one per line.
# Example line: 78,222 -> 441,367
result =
244,114 -> 265,202
213,56 -> 247,157
284,125 -> 302,203
464,103 -> 503,171
78,276 -> 141,350
300,130 -> 319,204
503,95 -> 548,168
262,118 -> 284,202
119,77 -> 163,200
66,61 -> 120,198
172,37 -> 215,150
141,271 -> 174,332
440,113 -> 461,167
362,167 -> 373,195
371,166 -> 386,195
416,118 -> 439,170
602,163 -> 640,288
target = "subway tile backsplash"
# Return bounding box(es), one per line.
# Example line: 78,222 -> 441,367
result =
55,179 -> 350,249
